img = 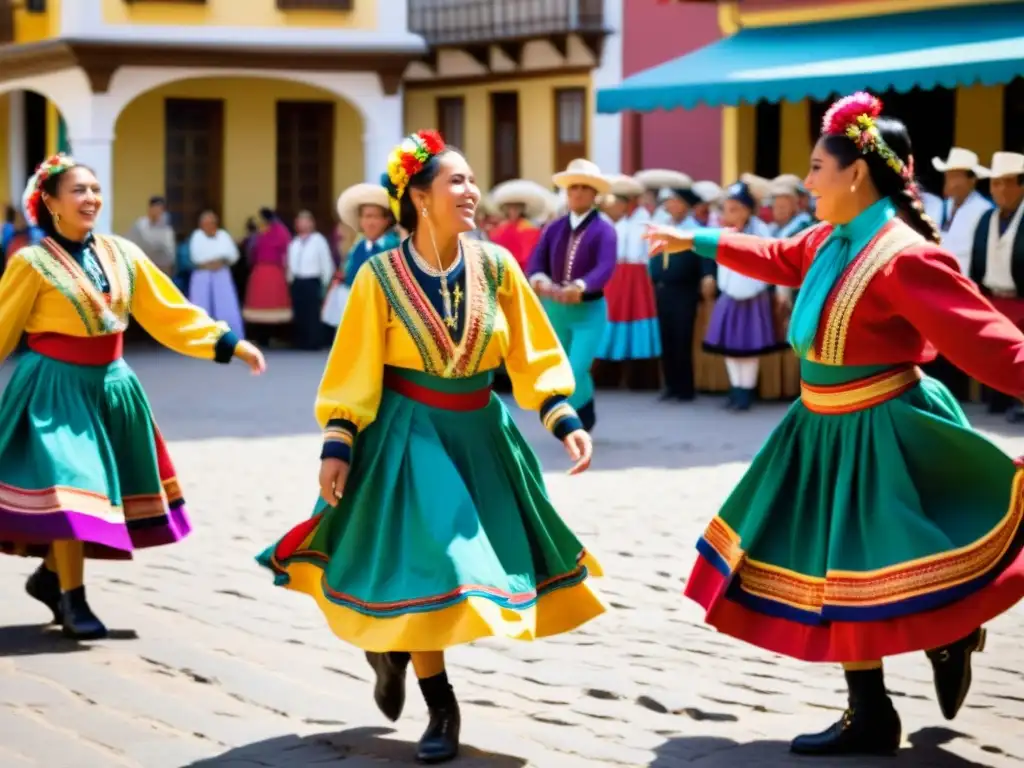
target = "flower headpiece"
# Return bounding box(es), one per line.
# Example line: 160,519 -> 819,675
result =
381,130 -> 446,218
821,92 -> 911,184
22,153 -> 77,227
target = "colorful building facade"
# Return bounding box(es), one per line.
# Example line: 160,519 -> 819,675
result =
402,0 -> 622,190
0,0 -> 420,237
607,0 -> 1023,188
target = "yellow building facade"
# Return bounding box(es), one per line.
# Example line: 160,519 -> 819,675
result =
715,0 -> 1017,186
0,0 -> 419,238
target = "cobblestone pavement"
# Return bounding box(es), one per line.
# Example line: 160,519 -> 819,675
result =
1,349 -> 1023,768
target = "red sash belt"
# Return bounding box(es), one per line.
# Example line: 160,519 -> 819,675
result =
27,332 -> 124,365
383,369 -> 491,411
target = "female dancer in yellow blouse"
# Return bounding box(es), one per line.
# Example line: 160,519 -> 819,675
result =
258,131 -> 604,764
0,154 -> 265,640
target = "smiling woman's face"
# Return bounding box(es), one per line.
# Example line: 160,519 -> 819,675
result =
44,166 -> 102,236
412,151 -> 481,236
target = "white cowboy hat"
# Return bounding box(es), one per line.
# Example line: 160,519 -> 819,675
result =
983,151 -> 1024,179
489,179 -> 550,219
337,183 -> 390,231
691,180 -> 723,204
552,158 -> 611,195
932,148 -> 990,178
633,168 -> 693,191
607,174 -> 646,198
769,173 -> 805,198
740,173 -> 772,204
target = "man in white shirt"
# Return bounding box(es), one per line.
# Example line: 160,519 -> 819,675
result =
967,152 -> 1024,418
287,210 -> 335,350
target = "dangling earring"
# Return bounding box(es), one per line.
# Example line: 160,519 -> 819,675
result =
421,207 -> 428,218
50,210 -> 63,234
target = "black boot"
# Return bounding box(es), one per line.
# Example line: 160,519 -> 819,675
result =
927,627 -> 986,720
735,388 -> 754,412
416,672 -> 460,764
364,651 -> 410,721
59,586 -> 107,640
790,668 -> 901,756
723,387 -> 738,410
25,563 -> 62,624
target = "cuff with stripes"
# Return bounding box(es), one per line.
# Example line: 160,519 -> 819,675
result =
321,418 -> 357,463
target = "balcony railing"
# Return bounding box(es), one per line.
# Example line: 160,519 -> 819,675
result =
408,0 -> 605,46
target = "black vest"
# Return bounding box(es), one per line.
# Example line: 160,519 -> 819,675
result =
969,207 -> 1024,298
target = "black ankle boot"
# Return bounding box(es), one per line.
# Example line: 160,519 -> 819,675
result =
790,668 -> 901,756
927,627 -> 986,720
59,586 -> 107,640
364,651 -> 410,721
25,564 -> 61,624
416,672 -> 460,764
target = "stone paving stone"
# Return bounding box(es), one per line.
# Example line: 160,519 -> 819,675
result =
1,350 -> 1023,767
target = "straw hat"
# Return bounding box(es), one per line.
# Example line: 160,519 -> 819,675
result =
489,179 -> 551,219
633,168 -> 693,191
982,151 -> 1024,179
740,173 -> 772,204
552,159 -> 611,195
606,174 -> 646,198
769,173 -> 805,198
932,148 -> 990,178
337,183 -> 390,231
691,180 -> 723,204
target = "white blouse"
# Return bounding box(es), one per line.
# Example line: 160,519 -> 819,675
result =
188,229 -> 240,267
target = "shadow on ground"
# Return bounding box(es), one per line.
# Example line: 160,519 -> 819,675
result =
188,726 -> 528,767
0,623 -> 137,658
650,727 -> 997,767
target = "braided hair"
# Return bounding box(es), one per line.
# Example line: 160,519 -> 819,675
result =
820,115 -> 941,244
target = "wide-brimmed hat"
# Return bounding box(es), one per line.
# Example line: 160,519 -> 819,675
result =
337,183 -> 391,231
552,159 -> 611,195
769,173 -> 806,198
606,174 -> 646,198
489,179 -> 550,219
932,148 -> 990,178
691,180 -> 723,204
633,168 -> 693,191
982,151 -> 1024,179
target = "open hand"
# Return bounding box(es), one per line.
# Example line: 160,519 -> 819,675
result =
644,223 -> 695,257
563,429 -> 593,475
234,340 -> 267,375
318,458 -> 349,506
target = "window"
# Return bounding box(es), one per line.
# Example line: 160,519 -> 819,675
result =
164,98 -> 224,238
276,101 -> 336,233
26,0 -> 46,12
554,87 -> 586,173
754,101 -> 780,180
437,96 -> 465,150
491,92 -> 520,185
1005,78 -> 1024,155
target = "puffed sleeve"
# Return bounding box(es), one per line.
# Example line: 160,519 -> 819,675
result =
498,249 -> 584,440
691,223 -> 831,287
0,252 -> 43,364
886,246 -> 1024,397
123,237 -> 239,362
315,263 -> 387,463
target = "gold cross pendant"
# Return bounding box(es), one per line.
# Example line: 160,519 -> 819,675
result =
444,314 -> 457,329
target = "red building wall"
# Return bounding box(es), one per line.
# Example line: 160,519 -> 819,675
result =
621,1 -> 722,180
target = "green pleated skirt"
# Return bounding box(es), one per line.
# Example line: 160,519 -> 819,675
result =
257,367 -> 605,652
0,351 -> 191,560
685,359 -> 1024,662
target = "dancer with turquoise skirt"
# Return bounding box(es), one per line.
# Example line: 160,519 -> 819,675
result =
646,93 -> 1024,757
257,131 -> 604,765
0,154 -> 266,640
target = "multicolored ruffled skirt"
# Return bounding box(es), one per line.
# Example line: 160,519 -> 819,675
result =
685,360 -> 1024,661
0,334 -> 191,559
598,263 -> 661,361
257,367 -> 605,652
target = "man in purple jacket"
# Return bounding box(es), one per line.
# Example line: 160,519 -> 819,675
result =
527,159 -> 616,432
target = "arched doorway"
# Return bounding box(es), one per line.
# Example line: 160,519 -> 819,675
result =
112,75 -> 365,241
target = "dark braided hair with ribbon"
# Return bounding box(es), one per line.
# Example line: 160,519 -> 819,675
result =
819,92 -> 941,244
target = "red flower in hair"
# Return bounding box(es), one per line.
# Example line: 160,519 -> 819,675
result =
821,91 -> 882,136
400,152 -> 421,178
418,130 -> 445,155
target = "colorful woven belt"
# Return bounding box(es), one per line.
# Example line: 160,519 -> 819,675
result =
801,365 -> 922,415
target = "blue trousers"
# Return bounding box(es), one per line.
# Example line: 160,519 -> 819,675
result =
542,297 -> 607,412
